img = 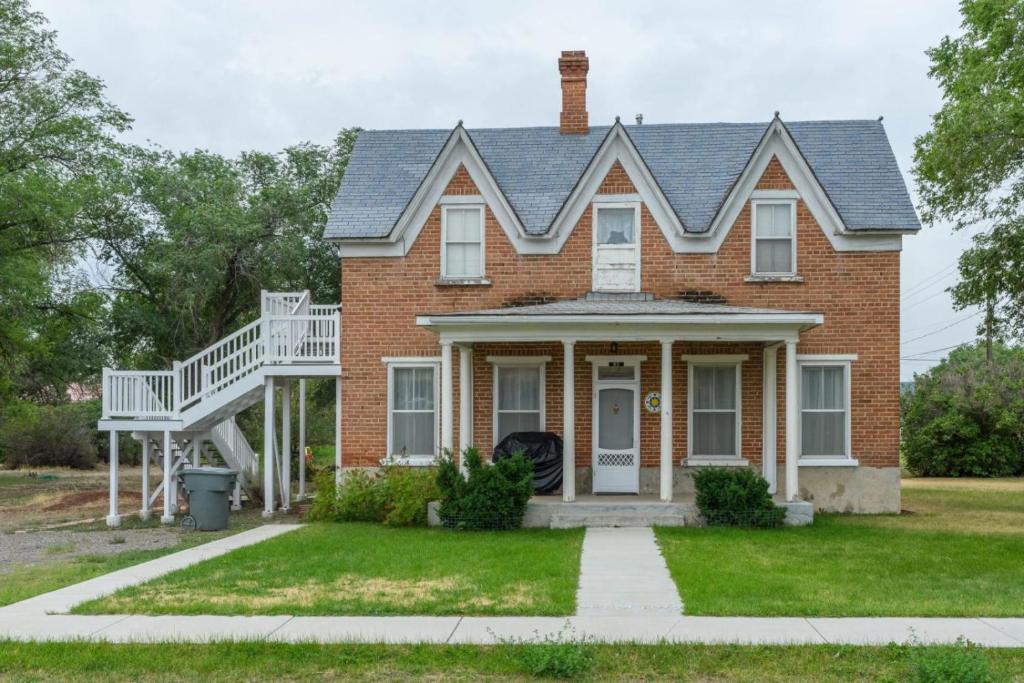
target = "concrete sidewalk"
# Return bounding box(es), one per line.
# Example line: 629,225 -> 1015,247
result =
1,522 -> 1022,646
576,527 -> 683,616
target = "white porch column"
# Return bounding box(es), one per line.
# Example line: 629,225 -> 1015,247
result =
280,379 -> 291,511
458,344 -> 473,474
191,438 -> 200,467
106,431 -> 120,528
784,339 -> 799,501
562,340 -> 576,502
139,437 -> 151,520
161,429 -> 174,524
335,375 -> 342,485
659,340 -> 674,502
298,378 -> 307,499
263,377 -> 275,518
763,344 -> 779,494
440,341 -> 454,456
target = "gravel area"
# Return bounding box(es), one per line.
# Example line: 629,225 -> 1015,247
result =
0,528 -> 180,572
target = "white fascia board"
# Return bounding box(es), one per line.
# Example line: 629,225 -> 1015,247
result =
700,119 -> 903,254
418,312 -> 823,327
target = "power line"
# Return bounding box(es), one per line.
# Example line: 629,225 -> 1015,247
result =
901,341 -> 975,359
901,309 -> 984,345
902,288 -> 952,313
901,263 -> 957,302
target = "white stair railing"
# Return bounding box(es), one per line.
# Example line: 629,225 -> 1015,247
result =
211,417 -> 259,480
101,290 -> 340,421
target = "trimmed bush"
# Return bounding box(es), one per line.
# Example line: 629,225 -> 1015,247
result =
336,468 -> 388,522
381,465 -> 439,527
692,467 -> 785,528
903,343 -> 1024,477
0,402 -> 98,469
436,447 -> 533,530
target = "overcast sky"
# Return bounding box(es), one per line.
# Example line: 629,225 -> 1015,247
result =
34,0 -> 977,380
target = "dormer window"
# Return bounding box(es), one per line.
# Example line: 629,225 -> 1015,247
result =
751,200 -> 796,276
592,203 -> 641,292
441,205 -> 485,279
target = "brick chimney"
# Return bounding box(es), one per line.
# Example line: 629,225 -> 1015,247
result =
558,50 -> 589,134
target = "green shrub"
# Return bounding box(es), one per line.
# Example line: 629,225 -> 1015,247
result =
902,343 -> 1024,477
436,447 -> 533,530
380,464 -> 439,527
306,468 -> 339,521
692,467 -> 785,528
499,624 -> 596,679
336,468 -> 388,522
307,465 -> 438,527
906,637 -> 997,683
0,402 -> 98,469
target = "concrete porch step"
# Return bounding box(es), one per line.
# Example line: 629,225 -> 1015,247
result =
550,511 -> 688,529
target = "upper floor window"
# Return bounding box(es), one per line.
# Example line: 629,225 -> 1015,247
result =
751,200 -> 796,276
592,203 -> 641,292
441,205 -> 485,279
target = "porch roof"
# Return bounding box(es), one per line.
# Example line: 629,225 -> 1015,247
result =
416,295 -> 823,343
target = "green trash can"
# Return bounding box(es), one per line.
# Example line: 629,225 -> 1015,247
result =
178,467 -> 238,531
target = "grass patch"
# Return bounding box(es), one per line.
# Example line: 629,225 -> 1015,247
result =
0,641 -> 1022,682
656,484 -> 1024,617
75,523 -> 584,617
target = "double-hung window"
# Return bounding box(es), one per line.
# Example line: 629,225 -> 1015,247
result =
387,362 -> 439,463
490,358 -> 547,445
442,206 -> 484,279
685,357 -> 745,461
799,361 -> 852,460
752,200 -> 796,276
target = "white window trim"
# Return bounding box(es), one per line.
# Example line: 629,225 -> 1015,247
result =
796,355 -> 857,466
683,356 -> 748,465
591,201 -> 642,293
440,204 -> 486,280
488,356 -> 549,447
751,199 -> 797,277
384,358 -> 441,466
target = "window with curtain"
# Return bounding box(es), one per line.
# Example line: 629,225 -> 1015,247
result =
691,364 -> 739,457
443,206 -> 483,278
596,207 -> 635,245
753,201 -> 795,274
494,365 -> 543,443
800,365 -> 847,457
389,365 -> 436,458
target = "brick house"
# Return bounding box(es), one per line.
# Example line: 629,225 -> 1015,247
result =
324,50 -> 920,516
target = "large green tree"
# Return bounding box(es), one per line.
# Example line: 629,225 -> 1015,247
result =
0,0 -> 128,403
914,0 -> 1024,338
97,132 -> 356,367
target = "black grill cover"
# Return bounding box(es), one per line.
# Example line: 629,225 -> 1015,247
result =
492,431 -> 563,494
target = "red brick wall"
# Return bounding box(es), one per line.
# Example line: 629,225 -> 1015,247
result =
339,159 -> 900,470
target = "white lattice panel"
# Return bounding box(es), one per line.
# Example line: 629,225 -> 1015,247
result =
598,452 -> 635,468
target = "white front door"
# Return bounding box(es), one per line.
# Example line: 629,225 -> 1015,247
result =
591,360 -> 641,494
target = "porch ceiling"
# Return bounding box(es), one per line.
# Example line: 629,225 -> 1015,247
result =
416,296 -> 823,343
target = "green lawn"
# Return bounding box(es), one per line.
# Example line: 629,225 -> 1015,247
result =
2,641 -> 1022,682
75,523 -> 584,616
656,482 -> 1024,617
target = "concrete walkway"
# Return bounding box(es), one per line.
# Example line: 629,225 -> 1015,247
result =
1,523 -> 1023,646
576,527 -> 683,616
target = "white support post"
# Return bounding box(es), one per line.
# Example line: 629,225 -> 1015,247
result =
659,340 -> 674,502
191,438 -> 200,468
785,339 -> 799,502
298,378 -> 307,500
440,341 -> 454,457
106,431 -> 121,528
763,344 -> 779,494
280,379 -> 291,511
263,377 -> 275,518
458,344 -> 473,474
231,476 -> 241,511
562,340 -> 576,503
161,430 -> 174,524
334,375 -> 342,485
139,438 -> 151,520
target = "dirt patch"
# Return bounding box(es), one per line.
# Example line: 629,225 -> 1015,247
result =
41,490 -> 141,511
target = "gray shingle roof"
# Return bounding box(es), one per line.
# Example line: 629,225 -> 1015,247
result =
422,296 -> 816,318
324,119 -> 920,240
